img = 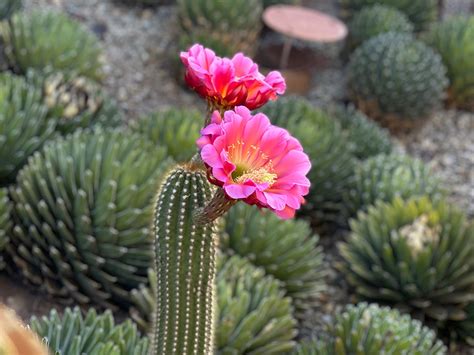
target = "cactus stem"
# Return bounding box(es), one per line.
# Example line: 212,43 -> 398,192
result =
193,188 -> 237,226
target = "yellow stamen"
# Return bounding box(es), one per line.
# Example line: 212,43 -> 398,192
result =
236,167 -> 277,185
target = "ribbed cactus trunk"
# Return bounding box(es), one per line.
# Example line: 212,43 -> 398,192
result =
151,163 -> 219,355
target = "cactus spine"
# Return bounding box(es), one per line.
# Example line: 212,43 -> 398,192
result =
152,163 -> 218,355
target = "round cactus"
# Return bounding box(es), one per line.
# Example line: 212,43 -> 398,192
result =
424,16 -> 474,111
348,5 -> 414,50
348,32 -> 448,133
0,188 -> 11,270
343,153 -> 444,217
0,73 -> 56,184
6,128 -> 172,309
339,197 -> 474,328
260,97 -> 356,227
295,303 -> 447,354
0,0 -> 21,21
130,108 -> 201,162
1,11 -> 104,80
222,203 -> 326,314
30,307 -> 149,355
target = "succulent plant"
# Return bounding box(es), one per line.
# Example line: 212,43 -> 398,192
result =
130,108 -> 201,162
221,203 -> 326,314
295,303 -> 447,354
424,16 -> 474,111
27,71 -> 123,134
330,105 -> 392,160
0,188 -> 11,270
348,32 -> 448,133
343,153 -> 444,217
30,307 -> 149,355
339,197 -> 474,328
130,255 -> 297,354
1,11 -> 104,80
259,97 -> 356,228
6,128 -> 171,309
177,0 -> 263,56
0,72 -> 55,184
0,0 -> 21,21
263,0 -> 300,8
451,302 -> 474,345
348,4 -> 414,50
338,0 -> 438,32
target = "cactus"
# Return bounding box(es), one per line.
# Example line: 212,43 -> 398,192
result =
1,11 -> 103,80
263,0 -> 300,8
260,97 -> 356,227
331,105 -> 392,160
0,72 -> 55,184
338,0 -> 438,32
0,0 -> 21,21
339,197 -> 474,329
348,32 -> 448,134
222,203 -> 326,314
27,71 -> 123,134
177,0 -> 263,56
0,188 -> 11,270
348,5 -> 413,50
6,128 -> 171,309
130,108 -> 201,162
424,16 -> 474,111
30,307 -> 149,355
294,303 -> 447,354
343,153 -> 444,217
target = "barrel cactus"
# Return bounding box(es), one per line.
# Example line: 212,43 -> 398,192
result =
348,32 -> 448,134
424,16 -> 474,111
0,0 -> 21,21
130,108 -> 201,162
222,203 -> 326,314
6,128 -> 171,309
1,11 -> 103,80
343,153 -> 444,217
30,307 -> 149,355
0,73 -> 55,184
348,5 -> 413,50
295,303 -> 446,354
339,197 -> 474,329
0,188 -> 11,270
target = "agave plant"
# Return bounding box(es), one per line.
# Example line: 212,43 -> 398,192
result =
1,11 -> 104,80
0,188 -> 11,270
30,307 -> 149,355
295,303 -> 447,354
6,128 -> 172,309
339,197 -> 474,329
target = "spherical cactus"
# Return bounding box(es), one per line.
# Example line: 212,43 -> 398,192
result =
0,0 -> 21,21
343,153 -> 444,217
30,307 -> 149,355
0,73 -> 55,184
338,0 -> 438,32
222,203 -> 326,314
260,97 -> 356,227
295,303 -> 447,354
339,197 -> 474,329
129,108 -> 201,162
424,16 -> 474,111
0,188 -> 11,270
348,5 -> 414,50
6,128 -> 172,309
348,32 -> 448,134
27,70 -> 123,134
1,11 -> 104,80
331,105 -> 392,161
177,0 -> 263,57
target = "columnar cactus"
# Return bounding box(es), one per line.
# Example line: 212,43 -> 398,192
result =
7,128 -> 171,309
0,188 -> 11,270
30,307 -> 149,355
1,11 -> 104,80
339,197 -> 474,330
0,0 -> 21,21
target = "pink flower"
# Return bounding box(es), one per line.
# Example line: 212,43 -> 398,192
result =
180,44 -> 286,110
198,106 -> 311,219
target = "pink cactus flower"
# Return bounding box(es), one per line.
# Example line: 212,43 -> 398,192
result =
197,106 -> 311,219
180,44 -> 286,111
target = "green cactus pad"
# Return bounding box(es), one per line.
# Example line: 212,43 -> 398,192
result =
0,188 -> 11,270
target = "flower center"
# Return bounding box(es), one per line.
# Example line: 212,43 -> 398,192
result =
233,166 -> 277,186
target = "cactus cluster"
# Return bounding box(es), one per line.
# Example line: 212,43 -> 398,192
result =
1,11 -> 103,80
0,0 -> 21,21
30,307 -> 149,355
0,188 -> 11,270
130,108 -> 201,162
295,303 -> 447,354
424,16 -> 474,111
348,32 -> 448,133
6,128 -> 171,309
339,197 -> 474,330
